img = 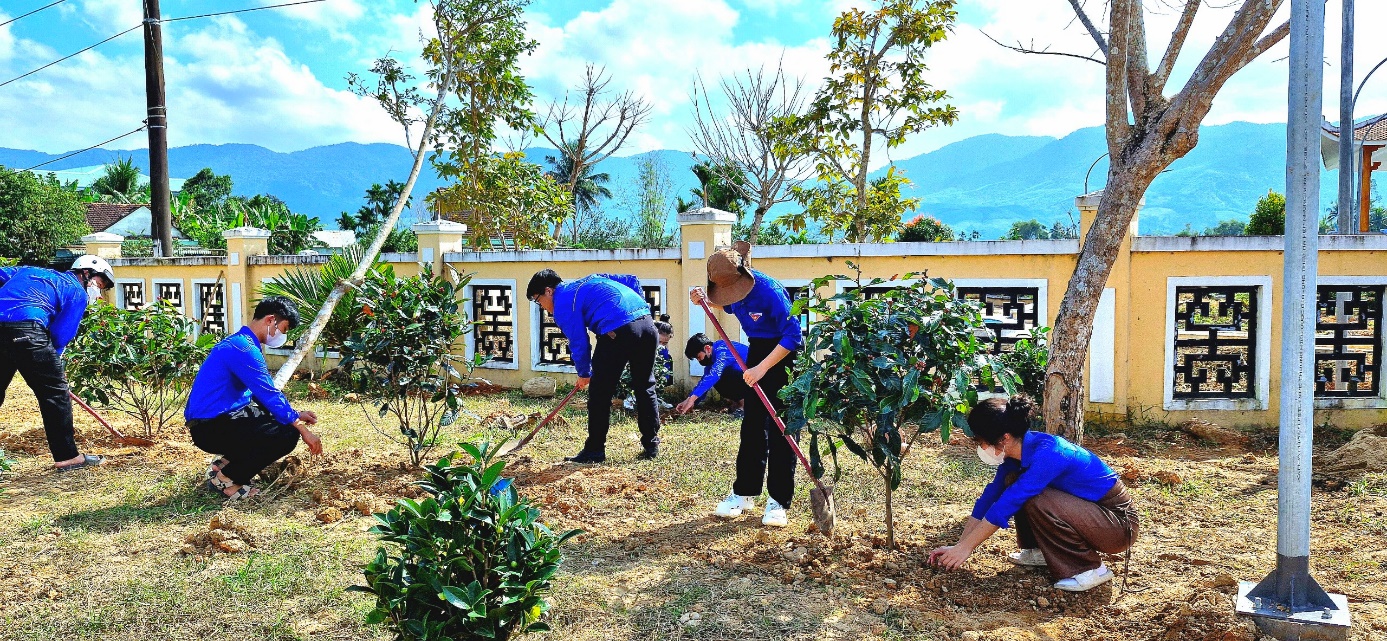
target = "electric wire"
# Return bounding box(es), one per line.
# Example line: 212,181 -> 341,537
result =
19,126 -> 148,172
0,24 -> 141,89
162,0 -> 329,23
0,0 -> 70,29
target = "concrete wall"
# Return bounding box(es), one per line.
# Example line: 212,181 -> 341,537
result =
89,203 -> 1387,429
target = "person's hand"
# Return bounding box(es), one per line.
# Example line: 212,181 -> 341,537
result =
743,365 -> 765,387
575,377 -> 591,391
928,545 -> 972,570
301,429 -> 323,456
676,396 -> 697,415
689,287 -> 707,306
297,410 -> 318,425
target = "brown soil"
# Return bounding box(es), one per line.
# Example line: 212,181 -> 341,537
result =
1316,423 -> 1387,480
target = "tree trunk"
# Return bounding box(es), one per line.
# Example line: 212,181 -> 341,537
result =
884,477 -> 895,549
747,203 -> 768,245
1044,165 -> 1159,443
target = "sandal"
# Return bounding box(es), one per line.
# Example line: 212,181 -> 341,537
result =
56,454 -> 104,472
203,479 -> 258,501
206,456 -> 229,480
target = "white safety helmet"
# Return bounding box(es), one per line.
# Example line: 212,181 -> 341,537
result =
70,255 -> 116,290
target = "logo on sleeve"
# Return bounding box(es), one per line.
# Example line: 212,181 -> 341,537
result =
749,313 -> 763,322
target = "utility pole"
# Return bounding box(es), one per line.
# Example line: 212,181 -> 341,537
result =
1237,0 -> 1350,638
1337,0 -> 1356,235
142,0 -> 173,257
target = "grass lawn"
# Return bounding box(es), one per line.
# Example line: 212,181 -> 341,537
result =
2,379 -> 1385,641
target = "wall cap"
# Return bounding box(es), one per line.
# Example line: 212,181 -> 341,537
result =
677,207 -> 736,225
443,248 -> 681,263
413,220 -> 468,234
1074,190 -> 1145,209
81,232 -> 124,243
752,239 -> 1079,259
1134,234 -> 1387,252
222,226 -> 272,239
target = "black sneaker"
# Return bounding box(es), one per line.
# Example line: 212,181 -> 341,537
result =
564,450 -> 606,464
636,446 -> 659,460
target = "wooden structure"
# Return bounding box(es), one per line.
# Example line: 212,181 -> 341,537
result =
1321,112 -> 1387,233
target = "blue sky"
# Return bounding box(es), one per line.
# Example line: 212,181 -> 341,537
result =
2,0 -> 1385,164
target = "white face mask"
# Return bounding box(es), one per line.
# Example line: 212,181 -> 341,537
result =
86,282 -> 102,305
265,324 -> 289,349
976,444 -> 1006,466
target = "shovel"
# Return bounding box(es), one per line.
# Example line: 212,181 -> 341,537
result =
697,299 -> 835,537
496,387 -> 579,457
68,391 -> 156,447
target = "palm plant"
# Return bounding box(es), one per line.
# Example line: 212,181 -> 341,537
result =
90,157 -> 146,203
546,142 -> 613,241
259,244 -> 381,352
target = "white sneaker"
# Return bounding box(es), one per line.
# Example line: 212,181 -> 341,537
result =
713,492 -> 756,518
1053,564 -> 1114,592
762,498 -> 788,528
1008,548 -> 1047,567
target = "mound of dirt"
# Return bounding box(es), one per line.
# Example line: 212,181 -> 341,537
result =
1178,419 -> 1246,446
0,428 -> 53,456
1315,423 -> 1387,481
182,511 -> 255,555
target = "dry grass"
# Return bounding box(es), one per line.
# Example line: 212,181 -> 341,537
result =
1,379 -> 1385,641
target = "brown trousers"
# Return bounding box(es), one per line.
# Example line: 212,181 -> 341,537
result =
1007,474 -> 1139,580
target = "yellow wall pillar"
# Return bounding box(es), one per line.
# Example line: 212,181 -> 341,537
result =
223,227 -> 271,331
81,232 -> 124,259
1075,191 -> 1140,418
677,207 -> 737,386
413,220 -> 468,278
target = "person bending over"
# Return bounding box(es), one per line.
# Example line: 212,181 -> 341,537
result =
527,269 -> 660,463
0,255 -> 115,472
928,395 -> 1137,592
674,333 -> 749,416
691,241 -> 802,528
185,297 -> 322,500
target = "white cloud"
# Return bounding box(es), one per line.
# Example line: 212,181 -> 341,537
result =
270,0 -> 367,43
71,0 -> 143,31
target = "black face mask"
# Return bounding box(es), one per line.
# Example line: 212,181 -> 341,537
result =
698,354 -> 713,367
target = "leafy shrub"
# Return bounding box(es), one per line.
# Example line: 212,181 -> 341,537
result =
353,442 -> 580,641
0,449 -> 13,474
259,244 -> 383,353
65,300 -> 217,438
1000,325 -> 1050,403
340,264 -> 480,466
784,267 -> 1015,547
1246,190 -> 1286,235
897,214 -> 954,242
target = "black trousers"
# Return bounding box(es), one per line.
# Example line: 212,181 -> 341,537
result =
585,315 -> 660,453
0,322 -> 78,462
712,369 -> 750,403
188,402 -> 300,485
733,338 -> 797,507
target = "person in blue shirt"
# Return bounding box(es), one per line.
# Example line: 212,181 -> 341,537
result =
690,241 -> 802,528
675,333 -> 749,416
0,255 -> 116,472
527,269 -> 660,463
185,297 -> 322,500
928,395 -> 1138,592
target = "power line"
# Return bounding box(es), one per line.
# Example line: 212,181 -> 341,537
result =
20,125 -> 148,172
163,0 -> 329,23
0,0 -> 70,29
0,24 -> 141,89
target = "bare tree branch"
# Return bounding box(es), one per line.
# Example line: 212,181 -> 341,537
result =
1150,0 -> 1199,94
1067,0 -> 1110,57
1104,0 -> 1135,151
978,30 -> 1106,64
1243,19 -> 1291,69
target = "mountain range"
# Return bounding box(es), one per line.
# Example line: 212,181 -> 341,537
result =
0,121 -> 1338,237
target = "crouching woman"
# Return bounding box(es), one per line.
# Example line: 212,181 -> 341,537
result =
928,395 -> 1137,592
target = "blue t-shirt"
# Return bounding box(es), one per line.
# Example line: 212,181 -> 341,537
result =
971,431 -> 1119,529
722,270 -> 802,351
0,266 -> 89,355
553,275 -> 652,378
690,340 -> 748,400
185,327 -> 300,425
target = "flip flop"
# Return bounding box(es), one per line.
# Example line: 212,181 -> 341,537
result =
56,454 -> 104,472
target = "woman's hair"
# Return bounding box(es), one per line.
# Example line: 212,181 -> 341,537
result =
968,394 -> 1036,446
653,320 -> 673,337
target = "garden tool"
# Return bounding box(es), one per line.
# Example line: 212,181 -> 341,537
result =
697,299 -> 836,538
496,387 -> 579,457
68,391 -> 155,447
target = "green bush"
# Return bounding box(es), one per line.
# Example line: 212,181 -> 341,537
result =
897,214 -> 954,242
1246,190 -> 1286,235
352,442 -> 580,641
65,300 -> 217,438
340,264 -> 480,466
783,267 -> 1015,547
1000,325 -> 1050,403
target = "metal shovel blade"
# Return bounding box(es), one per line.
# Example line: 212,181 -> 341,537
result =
810,484 -> 835,537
